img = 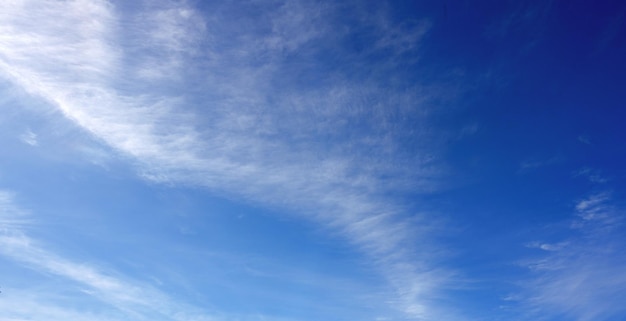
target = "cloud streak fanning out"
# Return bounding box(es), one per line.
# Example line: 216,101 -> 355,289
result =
0,0 -> 453,319
520,192 -> 626,321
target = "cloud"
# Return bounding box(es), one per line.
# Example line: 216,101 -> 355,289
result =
518,156 -> 561,172
517,191 -> 626,321
573,167 -> 608,184
526,241 -> 569,252
0,190 -> 218,321
0,0 -> 456,319
578,135 -> 591,145
486,1 -> 554,40
19,128 -> 38,146
574,192 -> 614,222
0,295 -> 121,321
0,191 -> 28,227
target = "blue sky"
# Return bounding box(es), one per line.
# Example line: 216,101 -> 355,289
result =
1,0 -> 625,320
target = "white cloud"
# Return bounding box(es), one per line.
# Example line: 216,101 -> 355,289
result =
0,190 -> 219,321
574,192 -> 615,223
526,241 -> 569,252
0,1 -> 453,319
0,295 -> 121,321
518,191 -> 626,321
573,167 -> 609,184
0,191 -> 31,230
19,128 -> 38,146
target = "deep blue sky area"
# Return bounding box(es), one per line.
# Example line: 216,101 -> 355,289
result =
1,1 -> 625,321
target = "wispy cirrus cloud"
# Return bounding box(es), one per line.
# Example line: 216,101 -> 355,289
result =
0,0 -> 456,319
0,190 -> 217,321
19,128 -> 38,146
518,156 -> 561,172
573,167 -> 609,184
517,192 -> 626,321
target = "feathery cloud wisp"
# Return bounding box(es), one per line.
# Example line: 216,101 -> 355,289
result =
519,192 -> 626,321
0,0 -> 453,319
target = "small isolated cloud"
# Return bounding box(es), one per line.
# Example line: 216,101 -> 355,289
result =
574,192 -> 614,223
578,135 -> 591,145
19,129 -> 38,146
573,167 -> 608,184
457,122 -> 479,138
518,156 -> 561,172
526,241 -> 569,252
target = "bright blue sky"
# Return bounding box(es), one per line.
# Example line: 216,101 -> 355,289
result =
1,1 -> 625,320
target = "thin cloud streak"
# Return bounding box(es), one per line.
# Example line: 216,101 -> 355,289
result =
0,1 -> 453,319
0,190 -> 217,321
19,128 -> 38,146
